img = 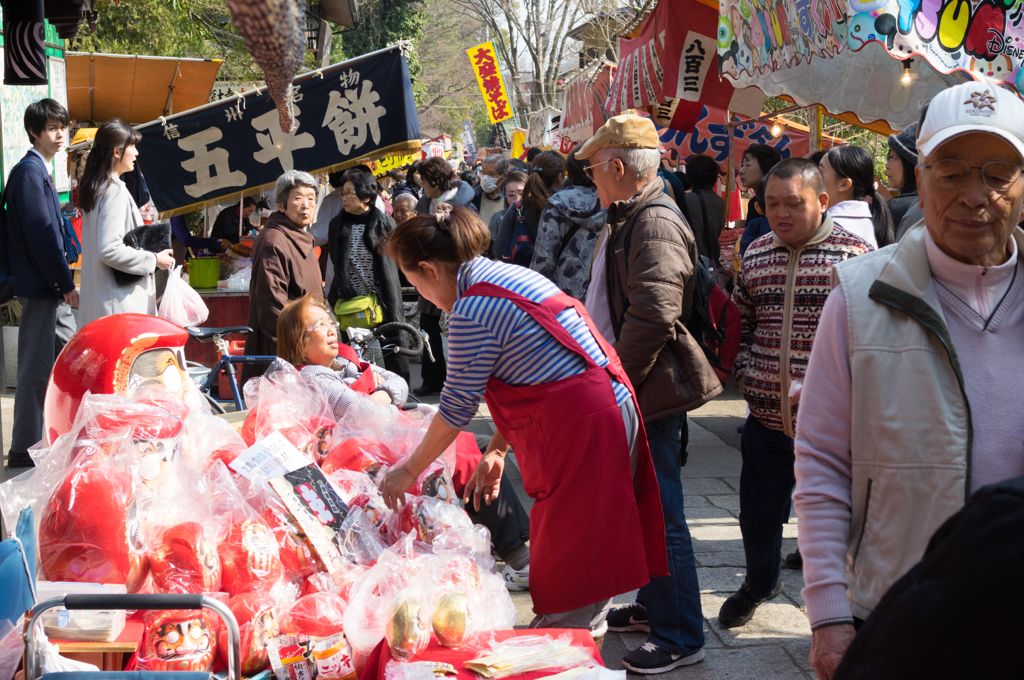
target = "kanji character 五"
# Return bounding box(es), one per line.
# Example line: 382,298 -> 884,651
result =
322,80 -> 387,155
252,103 -> 315,171
177,127 -> 247,198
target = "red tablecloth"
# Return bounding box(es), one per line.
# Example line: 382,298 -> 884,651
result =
361,629 -> 603,680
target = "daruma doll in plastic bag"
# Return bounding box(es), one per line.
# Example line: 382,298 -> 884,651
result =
217,590 -> 279,675
138,609 -> 218,672
218,518 -> 283,595
38,438 -> 148,591
149,521 -> 222,594
320,437 -> 397,478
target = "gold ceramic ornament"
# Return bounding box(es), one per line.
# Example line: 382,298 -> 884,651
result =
432,592 -> 471,648
385,596 -> 430,660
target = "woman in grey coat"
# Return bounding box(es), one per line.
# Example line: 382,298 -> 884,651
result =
77,120 -> 174,327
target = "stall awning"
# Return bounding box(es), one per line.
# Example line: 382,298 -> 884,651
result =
66,52 -> 223,125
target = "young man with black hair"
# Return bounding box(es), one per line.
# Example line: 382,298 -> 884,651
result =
6,98 -> 78,471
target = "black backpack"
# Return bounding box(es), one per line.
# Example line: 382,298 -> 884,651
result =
834,475 -> 1024,679
617,200 -> 740,382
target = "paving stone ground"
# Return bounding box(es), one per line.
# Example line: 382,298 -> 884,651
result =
1,365 -> 816,678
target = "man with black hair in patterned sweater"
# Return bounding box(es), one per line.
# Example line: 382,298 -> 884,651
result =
719,158 -> 871,629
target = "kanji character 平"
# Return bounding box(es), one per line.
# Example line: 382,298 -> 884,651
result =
252,103 -> 314,171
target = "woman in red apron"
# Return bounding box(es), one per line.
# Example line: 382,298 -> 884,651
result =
379,206 -> 668,634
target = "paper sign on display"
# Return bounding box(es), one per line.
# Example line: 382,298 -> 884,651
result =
270,465 -> 351,583
229,431 -> 309,480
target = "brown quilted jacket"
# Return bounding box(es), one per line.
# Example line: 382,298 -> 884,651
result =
599,180 -> 723,422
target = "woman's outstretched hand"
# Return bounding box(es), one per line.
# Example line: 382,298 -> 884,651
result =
463,451 -> 505,512
379,463 -> 416,511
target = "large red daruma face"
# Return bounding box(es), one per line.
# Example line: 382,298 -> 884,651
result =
149,522 -> 222,594
217,519 -> 282,595
217,590 -> 279,675
139,610 -> 217,672
44,314 -> 191,445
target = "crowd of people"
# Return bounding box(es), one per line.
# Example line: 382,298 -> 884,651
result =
5,80 -> 1024,677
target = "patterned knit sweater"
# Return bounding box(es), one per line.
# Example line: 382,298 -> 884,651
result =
733,215 -> 871,436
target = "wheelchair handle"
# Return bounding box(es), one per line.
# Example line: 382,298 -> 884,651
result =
374,321 -> 425,357
24,594 -> 240,680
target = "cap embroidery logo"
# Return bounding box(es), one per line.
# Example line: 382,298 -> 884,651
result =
964,90 -> 997,116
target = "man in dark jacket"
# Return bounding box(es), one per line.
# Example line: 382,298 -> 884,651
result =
6,99 -> 78,470
242,171 -> 324,385
210,196 -> 257,244
580,114 -> 723,674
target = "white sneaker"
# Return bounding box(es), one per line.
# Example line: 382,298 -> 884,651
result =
502,563 -> 529,591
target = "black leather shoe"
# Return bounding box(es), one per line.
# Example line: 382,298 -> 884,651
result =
718,580 -> 783,628
413,385 -> 442,396
784,548 -> 803,570
6,451 -> 35,468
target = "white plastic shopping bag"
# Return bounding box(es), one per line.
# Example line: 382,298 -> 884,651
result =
158,265 -> 210,327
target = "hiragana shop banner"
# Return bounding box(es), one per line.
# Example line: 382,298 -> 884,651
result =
136,47 -> 421,216
654,106 -> 810,171
468,42 -> 515,124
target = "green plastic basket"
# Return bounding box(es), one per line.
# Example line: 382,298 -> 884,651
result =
188,257 -> 219,289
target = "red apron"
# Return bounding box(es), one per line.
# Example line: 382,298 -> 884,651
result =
462,282 -> 668,614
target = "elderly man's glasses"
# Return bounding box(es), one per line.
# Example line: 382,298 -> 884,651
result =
306,317 -> 339,334
584,158 -> 616,180
924,159 -> 1023,193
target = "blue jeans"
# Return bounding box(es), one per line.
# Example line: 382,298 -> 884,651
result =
635,413 -> 705,655
738,414 -> 795,599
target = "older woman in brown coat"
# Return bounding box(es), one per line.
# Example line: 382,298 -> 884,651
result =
242,170 -> 324,384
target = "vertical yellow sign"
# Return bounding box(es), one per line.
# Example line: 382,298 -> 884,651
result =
468,42 -> 514,124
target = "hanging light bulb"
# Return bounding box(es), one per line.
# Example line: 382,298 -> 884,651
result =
771,122 -> 782,137
901,59 -> 913,85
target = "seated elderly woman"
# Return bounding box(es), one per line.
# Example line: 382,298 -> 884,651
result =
276,293 -> 408,419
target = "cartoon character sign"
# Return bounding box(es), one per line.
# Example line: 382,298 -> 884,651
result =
44,314 -> 193,445
139,610 -> 217,672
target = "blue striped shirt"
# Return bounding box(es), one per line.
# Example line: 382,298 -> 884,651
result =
438,257 -> 631,429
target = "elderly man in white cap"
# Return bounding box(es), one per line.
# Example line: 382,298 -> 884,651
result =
794,82 -> 1024,678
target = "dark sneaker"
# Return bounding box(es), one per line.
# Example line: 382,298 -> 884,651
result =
784,548 -> 803,570
6,451 -> 34,468
606,603 -> 650,633
622,642 -> 706,674
717,580 -> 784,628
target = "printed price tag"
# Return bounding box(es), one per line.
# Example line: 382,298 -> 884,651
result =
230,431 -> 309,480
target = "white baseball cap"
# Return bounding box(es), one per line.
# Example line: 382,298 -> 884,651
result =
917,82 -> 1024,161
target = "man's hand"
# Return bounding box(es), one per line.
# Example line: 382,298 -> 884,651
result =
220,239 -> 233,250
63,288 -> 79,308
155,249 -> 175,270
810,624 -> 856,680
463,451 -> 505,511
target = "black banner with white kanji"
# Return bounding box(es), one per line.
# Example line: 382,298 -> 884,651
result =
136,48 -> 420,214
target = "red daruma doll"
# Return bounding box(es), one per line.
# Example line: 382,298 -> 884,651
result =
217,518 -> 282,595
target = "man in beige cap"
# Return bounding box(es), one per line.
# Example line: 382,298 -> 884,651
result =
580,114 -> 721,673
794,81 -> 1024,678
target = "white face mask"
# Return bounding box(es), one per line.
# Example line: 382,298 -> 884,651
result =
479,174 -> 501,194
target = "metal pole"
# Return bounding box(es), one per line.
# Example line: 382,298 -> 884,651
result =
724,110 -> 735,232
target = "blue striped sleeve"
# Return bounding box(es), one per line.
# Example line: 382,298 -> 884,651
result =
438,313 -> 503,429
